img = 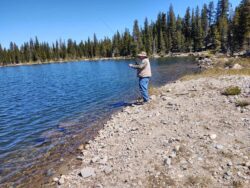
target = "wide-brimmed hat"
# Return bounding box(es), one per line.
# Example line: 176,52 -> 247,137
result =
137,51 -> 147,57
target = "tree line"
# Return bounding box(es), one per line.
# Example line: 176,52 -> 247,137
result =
0,0 -> 249,66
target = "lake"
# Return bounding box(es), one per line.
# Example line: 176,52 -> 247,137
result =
0,57 -> 198,186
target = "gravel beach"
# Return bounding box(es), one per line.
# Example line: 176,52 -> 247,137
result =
53,75 -> 250,188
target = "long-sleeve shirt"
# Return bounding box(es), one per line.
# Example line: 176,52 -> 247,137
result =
130,58 -> 152,78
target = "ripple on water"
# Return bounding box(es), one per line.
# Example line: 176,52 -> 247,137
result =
0,58 -> 198,186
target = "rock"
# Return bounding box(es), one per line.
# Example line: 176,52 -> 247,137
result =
227,161 -> 233,167
232,63 -> 243,70
52,177 -> 59,182
79,167 -> 96,178
91,156 -> 100,163
46,169 -> 54,177
150,95 -> 157,100
76,156 -> 84,161
103,166 -> 113,174
246,161 -> 250,167
164,157 -> 171,166
215,144 -> 224,150
78,144 -> 84,150
174,145 -> 180,152
169,152 -> 176,158
160,120 -> 167,125
223,171 -> 232,180
99,156 -> 108,165
95,184 -> 103,188
209,134 -> 217,140
58,176 -> 65,185
161,96 -> 172,101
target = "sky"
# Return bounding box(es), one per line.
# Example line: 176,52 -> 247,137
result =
0,0 -> 241,48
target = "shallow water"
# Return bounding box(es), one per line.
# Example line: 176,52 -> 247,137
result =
0,57 -> 197,185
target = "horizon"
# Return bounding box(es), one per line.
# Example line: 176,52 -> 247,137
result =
0,0 -> 241,48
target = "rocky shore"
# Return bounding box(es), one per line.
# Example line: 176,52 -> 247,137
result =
50,75 -> 250,188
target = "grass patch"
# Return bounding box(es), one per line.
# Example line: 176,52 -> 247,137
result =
232,180 -> 245,188
181,68 -> 250,81
149,86 -> 161,96
236,100 -> 250,107
184,176 -> 212,187
181,57 -> 250,81
146,173 -> 176,187
222,86 -> 241,96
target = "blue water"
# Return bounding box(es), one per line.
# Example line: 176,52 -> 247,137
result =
0,57 -> 197,185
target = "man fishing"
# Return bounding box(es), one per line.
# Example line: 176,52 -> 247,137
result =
129,51 -> 152,103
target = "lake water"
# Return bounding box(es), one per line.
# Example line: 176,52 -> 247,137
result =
0,57 -> 197,186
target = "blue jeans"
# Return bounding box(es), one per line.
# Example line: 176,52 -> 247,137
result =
139,77 -> 150,102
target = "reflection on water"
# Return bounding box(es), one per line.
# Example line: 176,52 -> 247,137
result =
0,57 -> 197,185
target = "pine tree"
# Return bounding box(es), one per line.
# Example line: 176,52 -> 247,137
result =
201,4 -> 209,49
176,15 -> 184,51
239,0 -> 250,51
195,6 -> 204,51
183,7 -> 192,52
161,13 -> 169,53
143,18 -> 153,55
132,20 -> 143,56
208,1 -> 215,26
211,25 -> 221,52
156,13 -> 166,55
93,33 -> 99,57
216,0 -> 229,52
168,5 -> 178,52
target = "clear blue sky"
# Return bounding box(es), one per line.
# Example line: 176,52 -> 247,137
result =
0,0 -> 241,48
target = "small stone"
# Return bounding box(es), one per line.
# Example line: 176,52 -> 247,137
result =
245,161 -> 250,167
150,95 -> 156,100
58,177 -> 65,185
52,177 -> 59,182
78,144 -> 84,150
166,89 -> 172,92
174,145 -> 180,152
227,161 -> 233,167
223,171 -> 233,180
160,120 -> 167,125
79,167 -> 96,178
232,63 -> 242,70
209,134 -> 217,140
95,184 -> 103,188
215,144 -> 224,150
99,156 -> 108,165
169,152 -> 176,158
46,169 -> 54,177
103,166 -> 112,174
198,157 -> 203,161
76,156 -> 84,161
91,156 -> 100,163
164,157 -> 171,166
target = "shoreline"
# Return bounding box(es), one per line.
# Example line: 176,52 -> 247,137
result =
53,75 -> 250,187
0,51 -> 233,68
0,56 -> 133,68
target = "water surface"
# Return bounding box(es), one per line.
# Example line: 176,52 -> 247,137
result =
0,57 -> 197,186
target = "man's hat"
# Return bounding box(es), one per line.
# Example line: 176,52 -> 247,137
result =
137,51 -> 147,57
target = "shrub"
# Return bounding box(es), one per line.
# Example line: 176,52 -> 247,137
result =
222,86 -> 241,96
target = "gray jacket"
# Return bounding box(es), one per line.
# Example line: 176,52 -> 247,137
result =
130,58 -> 152,78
